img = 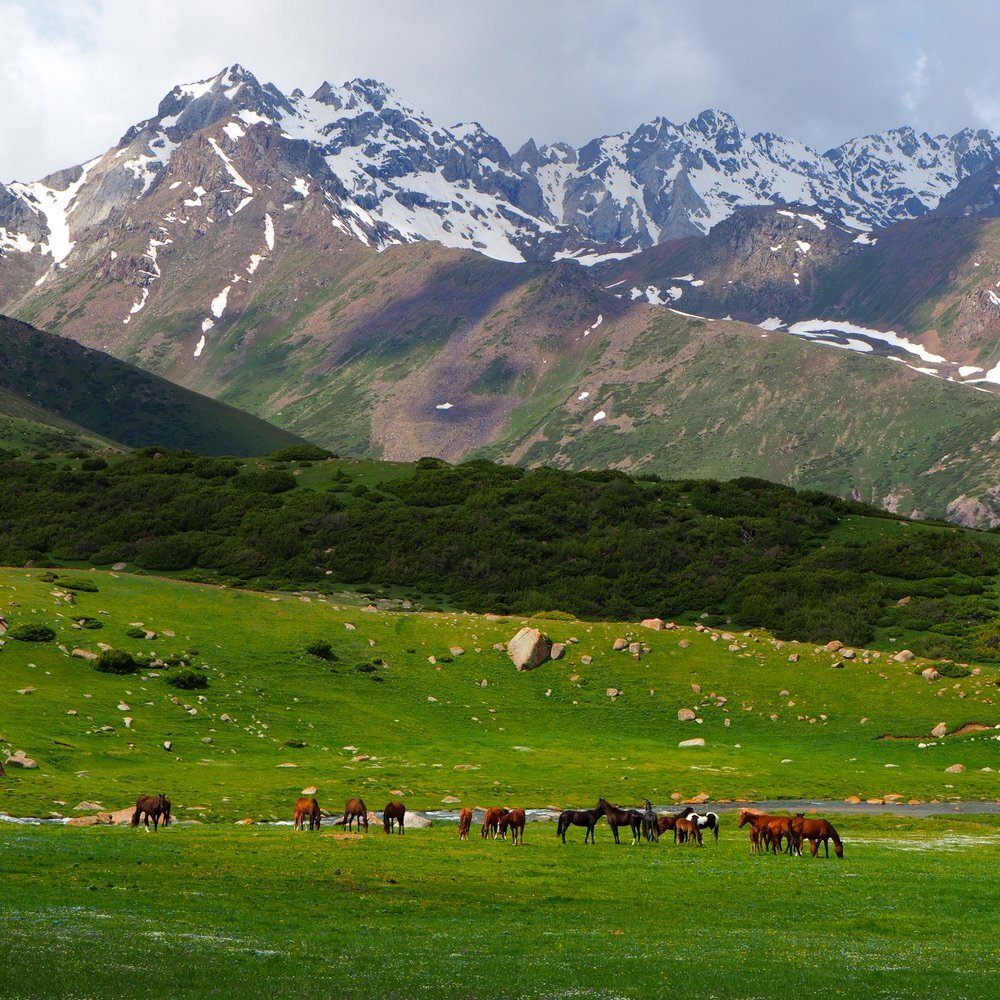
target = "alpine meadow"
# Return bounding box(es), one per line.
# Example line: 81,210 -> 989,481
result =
2,16 -> 1000,1000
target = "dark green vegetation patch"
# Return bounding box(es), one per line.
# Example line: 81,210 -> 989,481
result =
3,449 -> 1000,654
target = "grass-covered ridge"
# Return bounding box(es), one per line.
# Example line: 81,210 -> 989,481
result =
1,567 -> 997,822
5,449 -> 1000,658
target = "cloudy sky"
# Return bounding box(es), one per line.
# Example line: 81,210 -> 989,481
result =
3,0 -> 1000,181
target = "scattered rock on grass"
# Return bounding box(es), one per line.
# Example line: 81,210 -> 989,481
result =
507,627 -> 552,671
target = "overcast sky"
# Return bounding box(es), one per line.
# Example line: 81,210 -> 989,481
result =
4,0 -> 1000,181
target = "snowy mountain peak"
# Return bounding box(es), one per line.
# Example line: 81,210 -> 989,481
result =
6,65 -> 1000,270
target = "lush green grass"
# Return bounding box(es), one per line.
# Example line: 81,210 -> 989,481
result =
0,816 -> 997,998
2,568 -> 998,998
2,568 -> 997,823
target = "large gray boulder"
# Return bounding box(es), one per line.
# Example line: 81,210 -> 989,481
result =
507,627 -> 552,671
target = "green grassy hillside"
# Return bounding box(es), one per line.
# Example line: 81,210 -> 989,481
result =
1,568 -> 996,823
0,315 -> 311,456
7,451 -> 1000,660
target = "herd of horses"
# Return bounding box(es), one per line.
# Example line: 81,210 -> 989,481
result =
555,800 -> 719,846
132,792 -> 842,858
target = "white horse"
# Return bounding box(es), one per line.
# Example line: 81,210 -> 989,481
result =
678,806 -> 719,841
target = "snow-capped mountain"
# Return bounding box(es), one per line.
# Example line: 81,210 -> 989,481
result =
4,63 -> 1000,275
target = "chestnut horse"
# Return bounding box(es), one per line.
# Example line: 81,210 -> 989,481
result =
131,793 -> 168,831
657,813 -> 679,837
598,798 -> 643,845
499,807 -> 526,845
675,816 -> 702,846
482,807 -> 509,839
791,814 -> 843,858
293,796 -> 321,830
342,797 -> 368,832
738,809 -> 798,855
458,807 -> 473,840
383,801 -> 405,834
557,805 -> 603,843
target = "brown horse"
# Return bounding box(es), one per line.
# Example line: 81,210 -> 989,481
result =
675,816 -> 703,846
657,813 -> 679,837
160,796 -> 172,827
482,807 -> 509,839
791,814 -> 843,858
458,807 -> 473,840
499,807 -> 526,846
342,797 -> 368,832
738,809 -> 798,855
383,801 -> 405,834
131,793 -> 168,831
293,796 -> 321,830
598,798 -> 643,845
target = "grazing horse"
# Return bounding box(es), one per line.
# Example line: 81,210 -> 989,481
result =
642,800 -> 659,842
738,809 -> 797,855
678,806 -> 720,842
482,807 -> 509,839
657,813 -> 679,837
293,796 -> 321,831
457,807 -> 473,841
557,805 -> 604,844
791,814 -> 843,858
382,801 -> 405,835
131,793 -> 168,831
342,797 -> 368,832
500,807 -> 526,846
598,798 -> 643,845
675,817 -> 702,846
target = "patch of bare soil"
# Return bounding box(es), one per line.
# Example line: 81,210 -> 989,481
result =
877,721 -> 992,740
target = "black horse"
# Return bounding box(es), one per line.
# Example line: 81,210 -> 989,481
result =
598,798 -> 643,845
556,805 -> 604,843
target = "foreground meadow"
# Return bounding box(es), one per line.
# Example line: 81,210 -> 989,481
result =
1,567 -> 998,997
1,816 -> 997,999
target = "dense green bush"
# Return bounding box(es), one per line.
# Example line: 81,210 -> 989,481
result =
9,623 -> 56,642
94,649 -> 138,674
2,449 -> 999,652
165,668 -> 209,690
58,577 -> 99,592
78,617 -> 103,630
81,457 -> 108,471
124,627 -> 148,639
305,640 -> 336,661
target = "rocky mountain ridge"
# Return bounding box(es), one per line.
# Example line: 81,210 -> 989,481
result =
5,64 -> 1000,273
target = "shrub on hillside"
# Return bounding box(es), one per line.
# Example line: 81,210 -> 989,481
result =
268,445 -> 333,462
305,640 -> 337,661
9,623 -> 56,642
81,457 -> 108,471
77,617 -> 103,630
165,668 -> 209,690
532,610 -> 576,620
124,626 -> 148,639
94,649 -> 139,675
58,577 -> 99,592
